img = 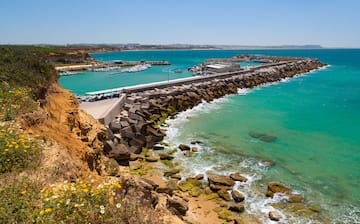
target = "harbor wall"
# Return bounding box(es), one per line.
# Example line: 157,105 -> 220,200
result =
96,59 -> 326,157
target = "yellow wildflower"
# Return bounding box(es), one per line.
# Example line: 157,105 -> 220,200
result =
113,182 -> 122,189
39,210 -> 45,215
21,190 -> 27,195
44,208 -> 52,213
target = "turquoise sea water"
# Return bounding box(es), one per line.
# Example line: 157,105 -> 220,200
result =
60,49 -> 360,223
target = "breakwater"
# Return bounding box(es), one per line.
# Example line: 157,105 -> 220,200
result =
101,58 -> 325,160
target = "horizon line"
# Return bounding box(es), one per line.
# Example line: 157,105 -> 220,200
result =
1,43 -> 360,49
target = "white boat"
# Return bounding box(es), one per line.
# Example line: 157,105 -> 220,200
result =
91,66 -> 121,72
121,64 -> 151,73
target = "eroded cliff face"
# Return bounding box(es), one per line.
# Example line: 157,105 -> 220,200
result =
19,83 -> 107,181
16,82 -> 185,224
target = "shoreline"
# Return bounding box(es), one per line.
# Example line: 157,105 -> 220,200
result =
159,74 -> 328,223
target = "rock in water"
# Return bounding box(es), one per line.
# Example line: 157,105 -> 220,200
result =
213,164 -> 226,171
231,190 -> 245,202
288,194 -> 304,203
260,135 -> 277,142
249,132 -> 277,142
195,173 -> 204,180
158,153 -> 174,160
269,211 -> 281,221
153,145 -> 165,150
229,173 -> 248,182
190,140 -> 203,144
191,147 -> 200,152
145,156 -> 159,162
267,182 -> 292,195
249,132 -> 265,138
208,174 -> 235,187
266,182 -> 304,203
178,144 -> 191,151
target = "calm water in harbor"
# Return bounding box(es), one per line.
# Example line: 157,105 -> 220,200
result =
60,49 -> 360,223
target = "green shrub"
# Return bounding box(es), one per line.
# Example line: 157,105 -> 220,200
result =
0,126 -> 40,173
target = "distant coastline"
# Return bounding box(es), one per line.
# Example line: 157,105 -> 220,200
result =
37,43 -> 324,54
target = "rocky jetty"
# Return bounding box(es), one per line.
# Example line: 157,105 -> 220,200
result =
102,58 -> 325,164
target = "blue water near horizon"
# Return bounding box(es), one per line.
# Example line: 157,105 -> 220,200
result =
60,49 -> 360,223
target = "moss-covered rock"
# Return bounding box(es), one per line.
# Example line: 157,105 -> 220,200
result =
164,168 -> 181,177
190,187 -> 203,197
166,148 -> 178,155
205,193 -> 220,201
217,209 -> 234,221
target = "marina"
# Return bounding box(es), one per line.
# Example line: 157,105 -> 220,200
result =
55,60 -> 169,75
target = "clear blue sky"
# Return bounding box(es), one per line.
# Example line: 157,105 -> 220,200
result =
1,0 -> 359,47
